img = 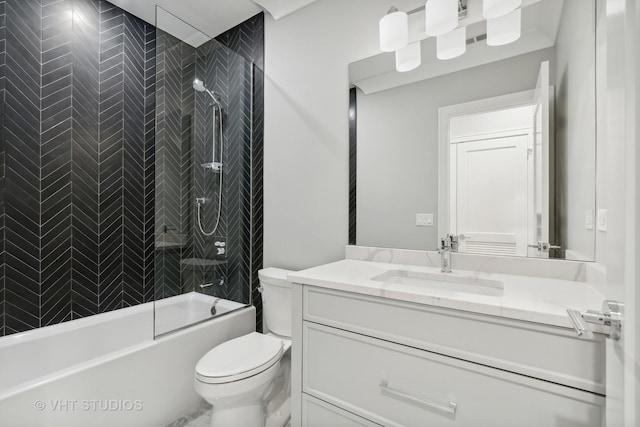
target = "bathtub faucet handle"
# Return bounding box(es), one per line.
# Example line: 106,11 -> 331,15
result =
200,279 -> 225,289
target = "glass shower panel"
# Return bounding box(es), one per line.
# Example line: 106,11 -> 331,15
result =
154,7 -> 253,337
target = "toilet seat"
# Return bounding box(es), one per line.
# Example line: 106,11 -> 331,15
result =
196,332 -> 284,384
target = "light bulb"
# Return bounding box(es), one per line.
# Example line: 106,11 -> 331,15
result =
380,7 -> 409,52
483,0 -> 521,19
396,42 -> 421,72
425,0 -> 458,36
487,8 -> 521,46
437,26 -> 466,60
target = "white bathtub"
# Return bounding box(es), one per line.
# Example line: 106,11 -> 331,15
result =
154,292 -> 246,336
0,293 -> 255,427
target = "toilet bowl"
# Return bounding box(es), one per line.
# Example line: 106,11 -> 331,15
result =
194,268 -> 293,427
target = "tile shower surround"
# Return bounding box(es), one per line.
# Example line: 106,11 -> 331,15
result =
154,14 -> 265,329
0,0 -> 265,336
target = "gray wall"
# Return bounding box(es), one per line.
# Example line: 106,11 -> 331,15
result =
554,0 -> 598,260
264,0 -> 385,271
356,48 -> 555,251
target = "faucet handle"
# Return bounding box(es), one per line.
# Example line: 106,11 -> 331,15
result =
447,234 -> 459,251
439,234 -> 460,252
439,237 -> 450,251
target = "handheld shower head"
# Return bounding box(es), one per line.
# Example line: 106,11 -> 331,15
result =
193,78 -> 220,105
193,78 -> 206,92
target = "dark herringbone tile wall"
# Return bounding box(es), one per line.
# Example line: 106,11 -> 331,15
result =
217,14 -> 265,330
155,14 -> 264,328
154,29 -> 195,300
0,4 -> 263,337
0,0 -> 156,336
0,0 -> 5,337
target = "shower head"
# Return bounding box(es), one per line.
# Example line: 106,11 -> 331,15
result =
193,78 -> 220,105
193,78 -> 206,92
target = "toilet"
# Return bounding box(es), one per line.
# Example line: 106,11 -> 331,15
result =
194,268 -> 293,427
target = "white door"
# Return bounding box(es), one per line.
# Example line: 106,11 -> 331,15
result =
603,1 -> 638,425
530,61 -> 552,258
454,135 -> 529,256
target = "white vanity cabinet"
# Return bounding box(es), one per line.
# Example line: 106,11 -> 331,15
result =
291,284 -> 606,427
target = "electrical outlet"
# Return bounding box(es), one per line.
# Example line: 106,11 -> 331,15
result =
416,213 -> 434,227
585,210 -> 593,230
597,209 -> 607,232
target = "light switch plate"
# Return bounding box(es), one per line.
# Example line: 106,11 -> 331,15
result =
597,209 -> 607,232
585,210 -> 593,230
416,213 -> 434,227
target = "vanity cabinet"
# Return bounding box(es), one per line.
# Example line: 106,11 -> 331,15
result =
291,285 -> 606,427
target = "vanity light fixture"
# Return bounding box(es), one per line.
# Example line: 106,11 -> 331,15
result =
379,6 -> 409,52
396,42 -> 421,72
483,0 -> 521,19
486,7 -> 521,46
425,0 -> 459,36
437,26 -> 466,60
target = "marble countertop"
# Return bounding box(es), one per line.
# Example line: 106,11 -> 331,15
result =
288,259 -> 606,331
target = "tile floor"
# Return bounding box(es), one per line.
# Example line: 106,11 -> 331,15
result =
166,400 -> 212,427
166,400 -> 292,427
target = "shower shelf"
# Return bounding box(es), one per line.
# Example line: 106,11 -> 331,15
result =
180,258 -> 226,270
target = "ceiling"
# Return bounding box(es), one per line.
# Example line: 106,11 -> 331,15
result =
109,0 -> 317,42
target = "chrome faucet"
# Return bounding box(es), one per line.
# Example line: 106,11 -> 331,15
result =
210,298 -> 220,316
438,234 -> 459,273
199,278 -> 225,289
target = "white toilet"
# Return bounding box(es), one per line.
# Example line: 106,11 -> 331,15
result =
194,268 -> 293,427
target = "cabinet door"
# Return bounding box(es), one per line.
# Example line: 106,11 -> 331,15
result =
303,286 -> 605,394
302,394 -> 381,427
303,322 -> 604,427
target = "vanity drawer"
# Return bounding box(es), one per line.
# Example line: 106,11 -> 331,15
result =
303,286 -> 605,394
303,322 -> 604,427
302,394 -> 382,427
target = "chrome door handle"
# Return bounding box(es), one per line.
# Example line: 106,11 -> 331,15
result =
379,379 -> 457,416
566,309 -> 588,337
566,300 -> 623,340
528,241 -> 561,252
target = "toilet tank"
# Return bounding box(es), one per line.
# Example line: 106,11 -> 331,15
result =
258,268 -> 294,337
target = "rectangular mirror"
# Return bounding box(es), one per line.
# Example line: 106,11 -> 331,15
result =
349,0 -> 600,261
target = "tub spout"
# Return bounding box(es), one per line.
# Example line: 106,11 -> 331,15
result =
210,298 -> 220,316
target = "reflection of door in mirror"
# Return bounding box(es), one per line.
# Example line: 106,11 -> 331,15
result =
445,62 -> 554,259
449,107 -> 532,257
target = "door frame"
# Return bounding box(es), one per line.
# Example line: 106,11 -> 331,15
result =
604,0 -> 640,424
437,89 -> 536,239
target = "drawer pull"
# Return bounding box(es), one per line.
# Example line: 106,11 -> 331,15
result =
379,379 -> 457,416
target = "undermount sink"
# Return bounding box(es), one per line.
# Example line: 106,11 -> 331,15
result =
372,270 -> 504,297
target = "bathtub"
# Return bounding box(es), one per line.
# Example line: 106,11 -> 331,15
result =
154,291 -> 246,336
0,292 -> 255,427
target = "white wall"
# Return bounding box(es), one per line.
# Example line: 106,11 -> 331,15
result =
264,0 -> 411,270
356,49 -> 554,251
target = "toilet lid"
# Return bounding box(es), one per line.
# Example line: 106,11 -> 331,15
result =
196,332 -> 284,384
